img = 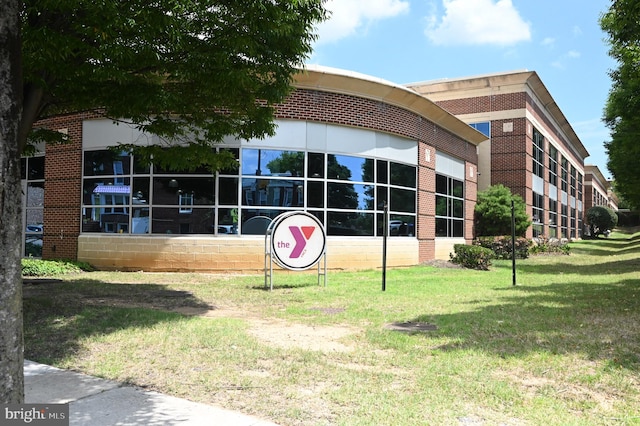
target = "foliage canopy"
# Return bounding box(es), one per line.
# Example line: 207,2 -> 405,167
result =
474,184 -> 531,237
585,205 -> 618,237
600,0 -> 640,208
21,0 -> 327,170
1,0 -> 327,403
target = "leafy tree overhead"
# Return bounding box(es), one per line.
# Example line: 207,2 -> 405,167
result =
474,184 -> 531,237
1,0 -> 327,403
600,1 -> 640,209
21,0 -> 327,169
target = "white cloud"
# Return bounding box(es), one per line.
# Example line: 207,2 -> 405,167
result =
551,50 -> 581,69
541,37 -> 555,48
424,0 -> 531,46
314,0 -> 410,45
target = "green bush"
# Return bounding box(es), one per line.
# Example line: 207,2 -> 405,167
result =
474,236 -> 530,259
529,236 -> 571,255
22,259 -> 93,277
586,206 -> 618,237
474,184 -> 531,237
450,244 -> 494,270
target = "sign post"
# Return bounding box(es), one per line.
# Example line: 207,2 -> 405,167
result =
511,199 -> 517,286
382,202 -> 388,292
265,211 -> 327,290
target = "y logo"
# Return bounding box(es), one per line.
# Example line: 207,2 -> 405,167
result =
288,226 -> 316,258
271,212 -> 325,271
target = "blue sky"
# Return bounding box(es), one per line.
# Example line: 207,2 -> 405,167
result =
307,0 -> 615,177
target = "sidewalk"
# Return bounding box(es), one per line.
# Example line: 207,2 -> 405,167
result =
24,360 -> 279,426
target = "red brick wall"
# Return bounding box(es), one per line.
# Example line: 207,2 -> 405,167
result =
35,111 -> 102,260
433,90 -> 586,240
34,89 -> 479,265
436,92 -> 526,116
278,90 -> 478,164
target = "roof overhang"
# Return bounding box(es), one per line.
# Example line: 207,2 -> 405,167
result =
292,65 -> 488,146
405,70 -> 590,160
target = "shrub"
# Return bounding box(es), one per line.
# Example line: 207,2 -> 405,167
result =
450,244 -> 494,270
529,236 -> 571,255
474,236 -> 530,259
474,185 -> 531,237
586,206 -> 618,237
22,258 -> 93,277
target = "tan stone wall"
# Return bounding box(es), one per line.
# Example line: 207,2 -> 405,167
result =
78,235 -> 419,273
434,238 -> 466,260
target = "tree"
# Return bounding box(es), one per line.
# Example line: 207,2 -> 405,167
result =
1,0 -> 25,404
600,1 -> 640,209
585,206 -> 618,237
1,0 -> 327,403
474,184 -> 531,237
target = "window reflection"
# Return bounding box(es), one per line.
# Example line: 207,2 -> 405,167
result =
390,188 -> 415,213
327,212 -> 373,236
242,178 -> 303,207
327,183 -> 372,210
152,208 -> 214,234
327,154 -> 373,182
28,156 -> 45,180
218,177 -> 239,205
242,149 -> 304,177
152,177 -> 214,206
378,214 -> 415,237
27,182 -> 45,207
80,149 -> 418,237
390,162 -> 416,188
435,173 -> 464,238
84,151 -> 130,177
308,152 -> 325,178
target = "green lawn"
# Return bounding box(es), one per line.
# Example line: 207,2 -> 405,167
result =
24,230 -> 640,425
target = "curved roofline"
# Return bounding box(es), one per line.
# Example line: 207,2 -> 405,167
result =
293,65 -> 488,146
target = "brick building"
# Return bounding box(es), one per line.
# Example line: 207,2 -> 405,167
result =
22,66 -> 486,271
584,165 -> 617,212
407,70 -> 591,240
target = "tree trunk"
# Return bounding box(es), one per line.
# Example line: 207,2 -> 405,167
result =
0,0 -> 25,404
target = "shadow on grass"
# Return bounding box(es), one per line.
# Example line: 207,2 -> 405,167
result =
517,257 -> 640,276
409,251 -> 640,372
23,279 -> 212,365
410,278 -> 640,371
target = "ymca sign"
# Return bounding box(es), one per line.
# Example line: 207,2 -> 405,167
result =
269,211 -> 326,271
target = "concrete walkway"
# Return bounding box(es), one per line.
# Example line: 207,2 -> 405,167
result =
24,360 -> 279,426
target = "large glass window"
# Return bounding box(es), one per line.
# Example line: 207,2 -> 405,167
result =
435,174 -> 464,238
549,199 -> 558,238
561,204 -> 568,239
21,156 -> 45,257
532,128 -> 544,178
81,148 -> 417,237
548,145 -> 558,187
561,156 -> 568,193
532,192 -> 544,238
470,122 -> 490,137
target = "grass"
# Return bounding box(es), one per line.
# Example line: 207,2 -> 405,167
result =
23,230 -> 640,425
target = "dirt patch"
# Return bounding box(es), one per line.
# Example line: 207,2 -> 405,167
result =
495,367 -> 620,412
422,259 -> 463,269
247,319 -> 356,352
177,306 -> 358,353
23,281 -> 359,354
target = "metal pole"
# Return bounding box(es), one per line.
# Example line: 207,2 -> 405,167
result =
382,202 -> 388,291
511,199 -> 516,286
